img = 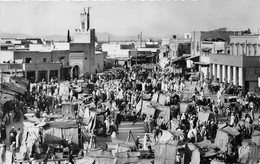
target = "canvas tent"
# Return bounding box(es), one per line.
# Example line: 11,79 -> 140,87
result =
251,130 -> 260,146
20,121 -> 41,159
153,104 -> 171,123
197,110 -> 216,123
214,126 -> 239,151
43,119 -> 79,151
141,100 -> 156,116
2,83 -> 26,94
61,102 -> 77,118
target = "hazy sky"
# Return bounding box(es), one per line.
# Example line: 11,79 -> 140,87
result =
1,0 -> 260,38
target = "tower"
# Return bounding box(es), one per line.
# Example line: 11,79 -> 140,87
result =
80,7 -> 91,31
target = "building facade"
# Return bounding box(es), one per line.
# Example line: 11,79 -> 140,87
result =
159,36 -> 191,69
209,34 -> 260,94
101,43 -> 135,59
69,9 -> 104,79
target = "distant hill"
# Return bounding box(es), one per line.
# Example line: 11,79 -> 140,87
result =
0,32 -> 33,39
0,32 -> 163,42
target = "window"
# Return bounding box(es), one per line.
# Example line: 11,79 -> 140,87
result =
82,21 -> 85,29
25,58 -> 32,63
43,58 -> 47,63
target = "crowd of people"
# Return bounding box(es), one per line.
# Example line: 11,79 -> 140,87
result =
0,65 -> 260,163
88,66 -> 260,163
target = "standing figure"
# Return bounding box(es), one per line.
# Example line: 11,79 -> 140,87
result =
0,122 -> 6,140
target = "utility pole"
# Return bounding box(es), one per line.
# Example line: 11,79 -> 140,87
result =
140,32 -> 142,48
0,69 -> 2,115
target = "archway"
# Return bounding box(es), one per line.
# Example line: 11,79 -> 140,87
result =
71,65 -> 80,79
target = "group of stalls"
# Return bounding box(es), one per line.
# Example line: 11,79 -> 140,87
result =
0,76 -> 29,118
97,67 -> 126,81
135,92 -> 181,128
15,118 -> 80,162
16,99 -> 97,163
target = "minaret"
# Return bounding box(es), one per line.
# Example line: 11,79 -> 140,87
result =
80,7 -> 91,31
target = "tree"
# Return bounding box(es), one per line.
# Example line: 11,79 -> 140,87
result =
67,30 -> 71,43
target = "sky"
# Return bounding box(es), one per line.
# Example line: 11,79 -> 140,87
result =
1,0 -> 260,38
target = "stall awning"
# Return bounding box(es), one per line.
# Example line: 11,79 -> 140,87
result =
146,54 -> 156,58
193,62 -> 210,66
171,55 -> 190,63
201,47 -> 212,52
186,55 -> 200,61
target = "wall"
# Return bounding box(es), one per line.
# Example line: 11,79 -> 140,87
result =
69,52 -> 85,76
51,50 -> 70,66
243,56 -> 260,68
24,63 -> 61,82
102,44 -> 131,58
24,63 -> 61,71
73,30 -> 91,43
230,35 -> 260,56
53,43 -> 70,50
95,53 -> 104,72
200,52 -> 210,63
14,51 -> 52,63
190,31 -> 201,56
0,50 -> 14,63
210,53 -> 243,67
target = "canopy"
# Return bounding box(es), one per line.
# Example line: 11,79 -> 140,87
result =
2,83 -> 26,94
0,94 -> 14,105
171,55 -> 190,63
201,47 -> 212,52
10,76 -> 29,87
197,111 -> 211,123
193,62 -> 210,66
141,100 -> 156,116
221,126 -> 240,136
0,88 -> 17,96
195,140 -> 216,149
45,120 -> 78,129
186,55 -> 200,61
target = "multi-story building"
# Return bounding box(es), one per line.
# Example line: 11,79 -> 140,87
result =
0,38 -> 70,82
209,34 -> 260,93
159,35 -> 191,69
190,28 -> 248,57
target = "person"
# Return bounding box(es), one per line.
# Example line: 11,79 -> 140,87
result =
9,127 -> 17,138
42,111 -> 47,118
111,131 -> 117,140
135,136 -> 141,149
0,122 -> 6,141
68,152 -> 75,164
116,112 -> 122,125
230,113 -> 235,126
10,141 -> 16,154
132,111 -> 137,126
16,128 -> 22,151
148,115 -> 154,133
67,140 -> 73,154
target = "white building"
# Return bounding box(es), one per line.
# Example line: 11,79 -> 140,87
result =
101,43 -> 135,59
